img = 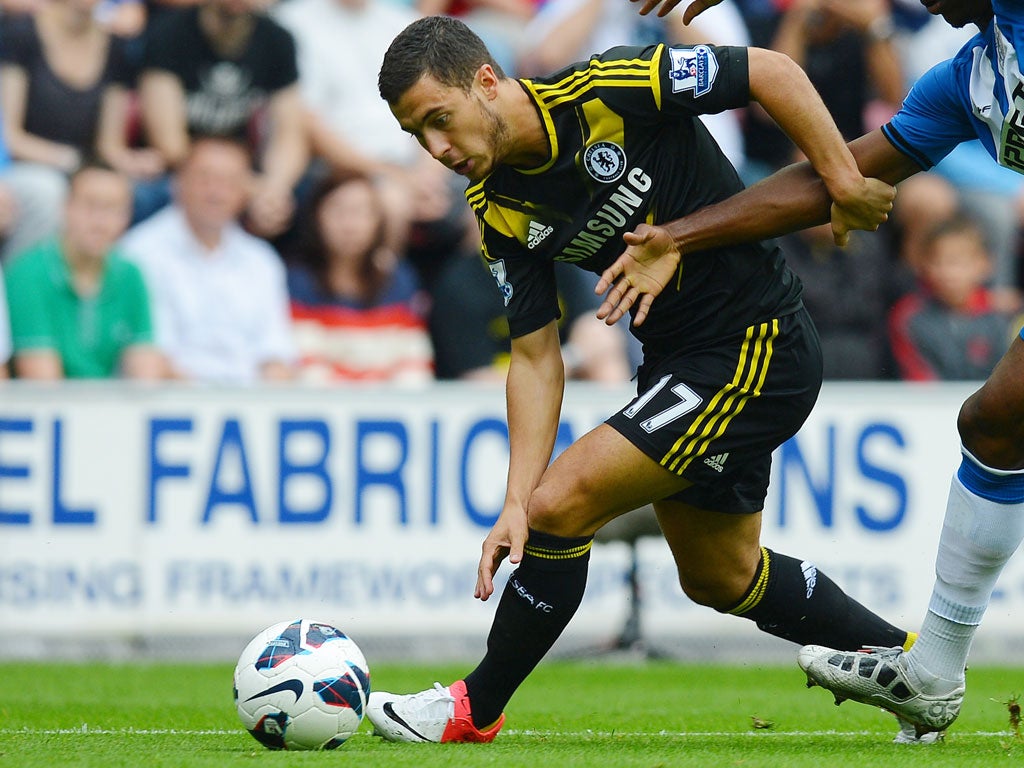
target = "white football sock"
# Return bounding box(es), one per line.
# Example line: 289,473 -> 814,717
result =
906,451 -> 1024,688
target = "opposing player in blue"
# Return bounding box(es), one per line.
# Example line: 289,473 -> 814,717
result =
599,0 -> 1024,741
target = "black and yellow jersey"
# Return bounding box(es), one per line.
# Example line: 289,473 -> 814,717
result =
465,43 -> 803,360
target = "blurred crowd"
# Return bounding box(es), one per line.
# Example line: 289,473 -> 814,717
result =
0,0 -> 1021,385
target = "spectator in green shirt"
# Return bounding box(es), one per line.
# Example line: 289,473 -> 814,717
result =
4,162 -> 165,379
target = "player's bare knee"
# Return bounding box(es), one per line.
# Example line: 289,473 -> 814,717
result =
958,393 -> 1024,469
526,482 -> 592,537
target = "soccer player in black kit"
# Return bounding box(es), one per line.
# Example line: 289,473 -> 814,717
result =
368,15 -> 902,743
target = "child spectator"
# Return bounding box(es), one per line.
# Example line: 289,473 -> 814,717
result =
890,171 -> 961,277
286,170 -> 434,383
120,136 -> 297,382
889,214 -> 1020,381
3,162 -> 164,379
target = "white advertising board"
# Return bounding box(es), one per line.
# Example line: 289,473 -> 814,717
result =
1,381 -> 1020,658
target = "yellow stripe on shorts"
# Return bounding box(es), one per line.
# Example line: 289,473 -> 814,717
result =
659,319 -> 779,474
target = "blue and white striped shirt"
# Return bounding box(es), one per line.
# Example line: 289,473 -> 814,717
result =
885,1 -> 1024,173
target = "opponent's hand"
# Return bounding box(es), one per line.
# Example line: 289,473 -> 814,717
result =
631,0 -> 722,23
595,224 -> 680,327
681,0 -> 724,23
829,176 -> 896,246
475,506 -> 529,601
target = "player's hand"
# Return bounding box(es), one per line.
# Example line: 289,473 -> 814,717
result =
829,177 -> 896,246
475,506 -> 529,601
631,0 -> 723,23
595,224 -> 680,327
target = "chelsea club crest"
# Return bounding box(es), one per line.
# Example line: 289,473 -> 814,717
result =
584,141 -> 627,183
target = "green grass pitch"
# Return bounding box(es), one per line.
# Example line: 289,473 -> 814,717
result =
1,661 -> 1021,767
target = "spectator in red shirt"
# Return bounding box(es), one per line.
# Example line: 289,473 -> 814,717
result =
888,214 -> 1020,381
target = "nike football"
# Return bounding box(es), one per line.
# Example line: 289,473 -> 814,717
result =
233,618 -> 371,750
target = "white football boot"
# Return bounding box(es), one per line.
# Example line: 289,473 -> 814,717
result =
366,680 -> 505,743
893,717 -> 943,744
798,645 -> 963,739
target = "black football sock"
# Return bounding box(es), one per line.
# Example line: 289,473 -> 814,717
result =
727,547 -> 908,650
463,529 -> 592,729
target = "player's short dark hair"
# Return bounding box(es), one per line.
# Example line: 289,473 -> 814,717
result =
378,15 -> 505,105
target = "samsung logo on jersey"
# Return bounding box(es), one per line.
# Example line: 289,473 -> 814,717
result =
560,168 -> 652,262
668,45 -> 718,97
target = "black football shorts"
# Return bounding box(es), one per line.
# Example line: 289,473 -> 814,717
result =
605,307 -> 822,514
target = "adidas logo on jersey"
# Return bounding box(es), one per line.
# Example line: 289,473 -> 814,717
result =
703,452 -> 729,473
527,220 -> 553,249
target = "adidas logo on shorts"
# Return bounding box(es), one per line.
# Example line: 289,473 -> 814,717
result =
703,452 -> 729,473
527,220 -> 553,249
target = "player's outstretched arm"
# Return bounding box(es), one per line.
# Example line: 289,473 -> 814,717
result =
594,164 -> 830,326
596,131 -> 922,325
631,0 -> 721,23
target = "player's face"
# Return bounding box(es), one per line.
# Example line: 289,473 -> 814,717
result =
391,73 -> 509,183
921,0 -> 992,28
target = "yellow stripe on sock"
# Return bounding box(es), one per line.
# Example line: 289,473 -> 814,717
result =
523,541 -> 594,560
659,320 -> 778,475
728,547 -> 771,616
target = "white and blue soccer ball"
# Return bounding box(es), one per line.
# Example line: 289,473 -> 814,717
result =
233,618 -> 371,750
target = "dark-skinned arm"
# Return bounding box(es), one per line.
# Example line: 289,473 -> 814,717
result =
595,130 -> 925,325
